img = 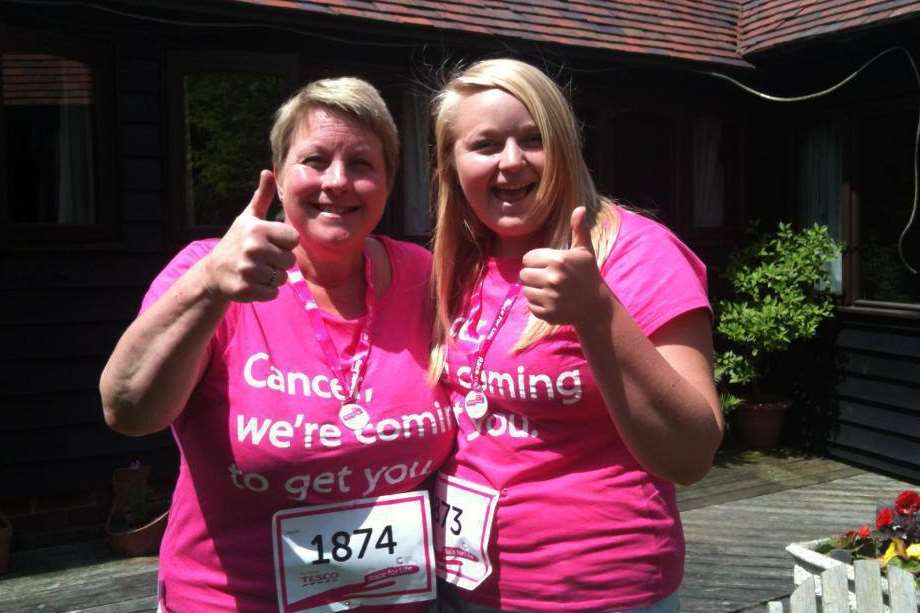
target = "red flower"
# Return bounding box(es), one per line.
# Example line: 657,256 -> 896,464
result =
876,507 -> 894,529
894,490 -> 920,516
857,524 -> 871,539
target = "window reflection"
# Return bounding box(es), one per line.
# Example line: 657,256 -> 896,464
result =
2,52 -> 95,225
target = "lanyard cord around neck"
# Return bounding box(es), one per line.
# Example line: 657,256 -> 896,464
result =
458,265 -> 522,418
290,251 -> 376,409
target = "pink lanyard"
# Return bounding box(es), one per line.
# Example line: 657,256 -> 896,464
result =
457,267 -> 521,418
289,252 -> 375,425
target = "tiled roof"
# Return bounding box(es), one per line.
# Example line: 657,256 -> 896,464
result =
236,0 -> 751,68
740,0 -> 920,55
233,1 -> 920,66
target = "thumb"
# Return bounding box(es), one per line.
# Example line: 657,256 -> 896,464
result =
570,206 -> 594,254
243,170 -> 276,219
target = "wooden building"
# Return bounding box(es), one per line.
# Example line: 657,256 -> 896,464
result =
1,0 -> 918,548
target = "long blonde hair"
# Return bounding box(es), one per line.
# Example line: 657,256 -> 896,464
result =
428,58 -> 620,382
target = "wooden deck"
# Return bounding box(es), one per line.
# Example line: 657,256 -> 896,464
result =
0,450 -> 916,612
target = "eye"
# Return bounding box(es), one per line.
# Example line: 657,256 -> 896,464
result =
300,155 -> 326,169
522,133 -> 543,148
471,138 -> 498,152
349,157 -> 373,169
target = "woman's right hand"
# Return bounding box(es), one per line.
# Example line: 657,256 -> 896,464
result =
202,170 -> 300,303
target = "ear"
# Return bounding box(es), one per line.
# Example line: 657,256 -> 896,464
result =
273,165 -> 284,201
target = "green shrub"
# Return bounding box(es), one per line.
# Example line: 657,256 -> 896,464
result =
714,222 -> 842,410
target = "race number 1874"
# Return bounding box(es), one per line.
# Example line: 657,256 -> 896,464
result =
310,525 -> 397,565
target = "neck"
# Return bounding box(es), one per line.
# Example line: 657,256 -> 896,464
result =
493,234 -> 541,260
296,243 -> 367,318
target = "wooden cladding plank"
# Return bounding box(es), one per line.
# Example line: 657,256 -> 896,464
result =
837,400 -> 920,433
0,447 -> 178,498
840,349 -> 920,383
0,252 -> 169,290
0,321 -> 125,359
2,390 -> 106,431
827,425 -> 920,472
0,287 -> 142,325
0,355 -> 106,394
836,376 -> 919,413
826,445 -> 920,483
837,326 -> 920,358
0,423 -> 172,465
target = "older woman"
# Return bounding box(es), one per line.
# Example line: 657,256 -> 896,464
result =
427,59 -> 724,612
100,78 -> 453,612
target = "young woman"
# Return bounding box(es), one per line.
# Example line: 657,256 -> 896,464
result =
101,78 -> 453,612
428,59 -> 724,612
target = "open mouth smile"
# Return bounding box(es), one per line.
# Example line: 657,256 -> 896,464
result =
310,203 -> 360,215
491,182 -> 536,203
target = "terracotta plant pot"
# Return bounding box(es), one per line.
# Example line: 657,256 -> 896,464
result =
0,511 -> 10,575
106,463 -> 169,556
733,397 -> 791,450
105,508 -> 168,557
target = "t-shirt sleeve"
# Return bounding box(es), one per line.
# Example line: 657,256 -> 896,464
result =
602,213 -> 711,337
140,239 -> 220,313
383,236 -> 432,294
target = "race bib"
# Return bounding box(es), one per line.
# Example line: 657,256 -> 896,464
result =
433,473 -> 499,591
272,491 -> 436,612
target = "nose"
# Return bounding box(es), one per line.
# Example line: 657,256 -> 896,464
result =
321,161 -> 348,192
498,139 -> 525,171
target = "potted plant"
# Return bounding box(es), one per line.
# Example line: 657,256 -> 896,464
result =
786,488 -> 920,604
714,222 -> 842,449
105,461 -> 169,557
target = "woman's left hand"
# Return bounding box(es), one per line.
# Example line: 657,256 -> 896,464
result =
520,207 -> 609,327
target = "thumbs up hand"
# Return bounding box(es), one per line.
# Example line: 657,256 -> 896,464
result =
519,206 -> 607,326
201,170 -> 301,302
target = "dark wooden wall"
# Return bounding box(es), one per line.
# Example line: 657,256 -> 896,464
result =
0,18 -> 180,545
829,314 -> 920,482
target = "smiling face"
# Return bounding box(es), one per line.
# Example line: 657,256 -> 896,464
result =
275,106 -> 388,256
451,88 -> 546,258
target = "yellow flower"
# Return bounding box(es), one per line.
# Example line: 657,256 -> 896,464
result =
881,541 -> 899,566
906,543 -> 920,560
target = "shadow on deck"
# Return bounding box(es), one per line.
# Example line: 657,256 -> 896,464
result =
0,450 -> 916,612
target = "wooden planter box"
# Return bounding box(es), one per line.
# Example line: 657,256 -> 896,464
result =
786,538 -> 919,612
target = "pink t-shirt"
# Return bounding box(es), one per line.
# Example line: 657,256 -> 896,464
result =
143,236 -> 454,612
438,209 -> 711,612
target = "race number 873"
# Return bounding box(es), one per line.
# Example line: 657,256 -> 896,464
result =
431,494 -> 463,536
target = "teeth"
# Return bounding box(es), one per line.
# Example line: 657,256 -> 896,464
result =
315,205 -> 355,214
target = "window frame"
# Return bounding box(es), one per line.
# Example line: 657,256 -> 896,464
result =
0,25 -> 116,246
837,94 -> 920,314
166,50 -> 297,243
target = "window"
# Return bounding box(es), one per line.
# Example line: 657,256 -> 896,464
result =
608,112 -> 678,225
0,27 -> 113,242
852,109 -> 920,305
691,116 -> 743,230
168,52 -> 295,239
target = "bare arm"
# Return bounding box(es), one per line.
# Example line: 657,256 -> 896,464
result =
99,171 -> 299,436
520,207 -> 723,485
573,300 -> 723,484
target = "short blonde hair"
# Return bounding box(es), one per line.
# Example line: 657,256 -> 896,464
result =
270,77 -> 399,185
428,59 -> 619,380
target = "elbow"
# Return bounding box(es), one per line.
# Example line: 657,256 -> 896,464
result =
99,375 -> 162,437
666,425 -> 723,486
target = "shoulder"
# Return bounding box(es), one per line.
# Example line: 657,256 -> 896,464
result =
376,236 -> 432,279
603,209 -> 710,336
141,239 -> 220,312
606,209 -> 706,280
